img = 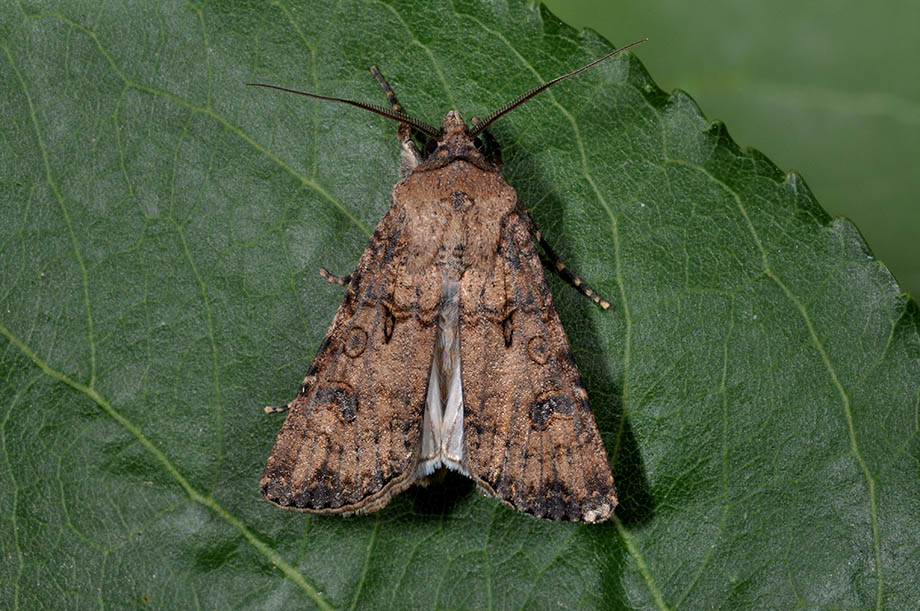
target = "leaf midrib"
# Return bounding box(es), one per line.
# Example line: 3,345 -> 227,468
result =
0,324 -> 334,611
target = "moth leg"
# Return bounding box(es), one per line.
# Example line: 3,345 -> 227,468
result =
370,66 -> 422,177
319,267 -> 352,287
263,375 -> 316,415
516,205 -> 612,310
470,118 -> 503,168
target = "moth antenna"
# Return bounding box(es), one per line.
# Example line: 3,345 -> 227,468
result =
469,38 -> 647,138
247,83 -> 441,139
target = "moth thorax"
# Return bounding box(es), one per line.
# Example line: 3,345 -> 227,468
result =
436,242 -> 468,284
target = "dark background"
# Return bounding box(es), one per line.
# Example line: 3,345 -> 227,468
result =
544,0 -> 919,297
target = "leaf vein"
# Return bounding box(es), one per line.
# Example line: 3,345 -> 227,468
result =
349,512 -> 380,610
0,325 -> 334,611
170,219 -> 224,493
671,158 -> 885,609
3,42 -> 98,388
374,0 -> 458,110
614,516 -> 670,610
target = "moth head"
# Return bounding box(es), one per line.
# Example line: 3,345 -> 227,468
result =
418,110 -> 483,164
440,110 -> 467,138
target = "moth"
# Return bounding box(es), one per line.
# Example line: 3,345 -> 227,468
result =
254,39 -> 645,522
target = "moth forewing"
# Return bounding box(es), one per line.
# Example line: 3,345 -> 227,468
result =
260,203 -> 433,515
258,40 -> 646,521
459,210 -> 616,521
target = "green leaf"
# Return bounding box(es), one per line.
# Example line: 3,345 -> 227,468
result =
1,1 -> 918,609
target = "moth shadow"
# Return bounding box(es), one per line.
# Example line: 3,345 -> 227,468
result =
597,394 -> 653,527
405,469 -> 475,517
504,141 -> 654,528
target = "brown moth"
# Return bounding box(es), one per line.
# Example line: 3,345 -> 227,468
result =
253,39 -> 646,522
